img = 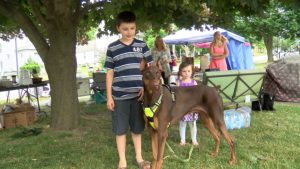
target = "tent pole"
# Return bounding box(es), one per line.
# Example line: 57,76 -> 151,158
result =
180,48 -> 181,59
193,46 -> 195,57
172,45 -> 176,58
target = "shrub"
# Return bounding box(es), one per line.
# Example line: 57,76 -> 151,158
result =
20,58 -> 41,75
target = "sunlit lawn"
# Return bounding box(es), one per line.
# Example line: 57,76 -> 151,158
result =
0,101 -> 299,169
1,59 -> 299,168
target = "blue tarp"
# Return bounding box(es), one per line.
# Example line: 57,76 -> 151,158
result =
163,27 -> 254,70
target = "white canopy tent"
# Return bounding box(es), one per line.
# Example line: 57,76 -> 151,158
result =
163,27 -> 245,45
163,27 -> 254,70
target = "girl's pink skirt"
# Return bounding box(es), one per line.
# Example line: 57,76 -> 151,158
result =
209,58 -> 228,71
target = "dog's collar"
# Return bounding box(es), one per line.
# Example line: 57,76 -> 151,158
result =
143,88 -> 163,129
163,84 -> 176,102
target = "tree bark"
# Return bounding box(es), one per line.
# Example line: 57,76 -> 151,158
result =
45,29 -> 80,130
0,1 -> 81,130
263,35 -> 274,62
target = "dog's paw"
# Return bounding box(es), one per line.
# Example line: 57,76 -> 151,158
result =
229,158 -> 237,165
210,151 -> 218,158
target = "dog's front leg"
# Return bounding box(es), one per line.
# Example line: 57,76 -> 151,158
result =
150,129 -> 158,169
155,126 -> 168,169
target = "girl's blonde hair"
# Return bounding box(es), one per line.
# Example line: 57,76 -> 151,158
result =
154,36 -> 168,51
212,31 -> 227,44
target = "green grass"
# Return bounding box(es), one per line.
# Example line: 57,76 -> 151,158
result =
0,101 -> 299,169
254,62 -> 270,70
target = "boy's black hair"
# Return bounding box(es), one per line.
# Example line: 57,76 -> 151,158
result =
116,11 -> 136,26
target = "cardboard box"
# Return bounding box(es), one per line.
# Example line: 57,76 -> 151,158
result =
3,105 -> 35,129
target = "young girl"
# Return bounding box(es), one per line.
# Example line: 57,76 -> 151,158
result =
176,62 -> 199,146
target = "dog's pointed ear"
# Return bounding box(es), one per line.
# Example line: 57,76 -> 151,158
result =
140,58 -> 148,71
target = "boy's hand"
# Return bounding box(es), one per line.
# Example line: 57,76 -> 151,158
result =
107,96 -> 115,111
138,88 -> 144,101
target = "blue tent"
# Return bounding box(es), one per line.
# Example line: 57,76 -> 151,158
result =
163,27 -> 254,70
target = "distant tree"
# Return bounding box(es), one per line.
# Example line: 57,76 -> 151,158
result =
273,37 -> 298,54
230,0 -> 300,62
143,29 -> 168,49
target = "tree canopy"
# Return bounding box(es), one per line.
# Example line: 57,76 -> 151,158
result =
98,0 -> 271,36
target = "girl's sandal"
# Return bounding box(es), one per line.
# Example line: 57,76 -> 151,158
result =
136,160 -> 151,169
193,141 -> 199,146
179,142 -> 186,146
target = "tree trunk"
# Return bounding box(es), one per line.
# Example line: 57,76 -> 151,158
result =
0,1 -> 85,130
263,35 -> 274,62
44,30 -> 80,130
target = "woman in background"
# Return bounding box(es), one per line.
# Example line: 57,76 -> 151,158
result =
209,31 -> 229,71
151,36 -> 171,84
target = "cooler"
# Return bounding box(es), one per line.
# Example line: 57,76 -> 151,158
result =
224,106 -> 251,130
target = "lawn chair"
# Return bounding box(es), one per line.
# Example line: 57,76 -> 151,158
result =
91,72 -> 106,104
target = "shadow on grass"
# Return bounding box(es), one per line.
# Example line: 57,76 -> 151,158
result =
11,127 -> 43,138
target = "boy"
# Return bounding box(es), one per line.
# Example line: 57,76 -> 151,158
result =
104,11 -> 152,169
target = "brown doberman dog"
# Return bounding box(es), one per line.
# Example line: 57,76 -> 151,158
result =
140,59 -> 236,169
